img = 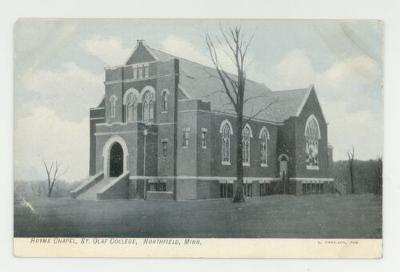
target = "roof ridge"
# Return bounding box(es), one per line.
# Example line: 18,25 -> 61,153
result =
294,85 -> 313,116
272,85 -> 313,93
146,45 -> 269,88
147,45 -> 212,67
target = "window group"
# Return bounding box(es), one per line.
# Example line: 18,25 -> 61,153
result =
108,86 -> 170,124
220,120 -> 270,167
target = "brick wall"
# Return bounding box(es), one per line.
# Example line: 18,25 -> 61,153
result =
209,113 -> 279,179
89,44 -> 332,200
94,123 -> 139,176
196,106 -> 212,177
156,60 -> 178,178
89,108 -> 105,175
276,118 -> 297,177
177,102 -> 198,177
293,88 -> 329,178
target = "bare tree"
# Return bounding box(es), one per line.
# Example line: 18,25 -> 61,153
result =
43,160 -> 67,197
206,26 -> 274,202
347,147 -> 355,194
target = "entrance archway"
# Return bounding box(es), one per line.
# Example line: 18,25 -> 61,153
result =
278,154 -> 289,178
109,142 -> 124,177
103,135 -> 129,177
278,154 -> 289,194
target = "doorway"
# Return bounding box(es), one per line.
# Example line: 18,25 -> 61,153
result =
278,154 -> 289,194
278,154 -> 289,178
109,142 -> 124,177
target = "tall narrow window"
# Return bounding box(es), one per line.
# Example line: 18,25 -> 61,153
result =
138,66 -> 143,79
109,95 -> 117,118
244,183 -> 253,197
305,115 -> 321,170
221,122 -> 231,164
201,128 -> 207,149
124,93 -> 137,122
161,140 -> 168,158
242,125 -> 252,166
133,68 -> 137,79
182,128 -> 190,148
133,64 -> 150,80
220,182 -> 233,198
162,91 -> 168,112
142,91 -> 154,123
259,127 -> 270,167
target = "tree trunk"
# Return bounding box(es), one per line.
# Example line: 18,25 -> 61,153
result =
48,185 -> 53,197
233,112 -> 245,203
349,162 -> 355,194
48,180 -> 56,197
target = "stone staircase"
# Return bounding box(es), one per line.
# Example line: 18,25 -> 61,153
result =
76,177 -> 114,200
70,172 -> 130,200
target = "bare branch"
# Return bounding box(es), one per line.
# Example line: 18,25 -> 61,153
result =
347,146 -> 355,160
221,101 -> 236,108
215,35 -> 237,68
241,33 -> 254,67
220,27 -> 239,65
220,69 -> 239,95
43,160 -> 52,189
220,24 -> 236,56
52,161 -> 59,183
201,68 -> 222,80
242,34 -> 254,56
205,25 -> 256,203
244,98 -> 278,124
43,161 -> 49,176
42,159 -> 66,198
206,34 -> 238,110
243,94 -> 272,104
198,89 -> 226,99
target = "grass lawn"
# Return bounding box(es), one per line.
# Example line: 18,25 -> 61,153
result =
14,194 -> 382,238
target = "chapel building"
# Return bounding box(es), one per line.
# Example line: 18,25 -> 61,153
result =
71,40 -> 334,200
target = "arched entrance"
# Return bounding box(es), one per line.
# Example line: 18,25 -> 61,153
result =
278,154 -> 289,194
278,154 -> 289,178
102,135 -> 129,178
109,142 -> 124,177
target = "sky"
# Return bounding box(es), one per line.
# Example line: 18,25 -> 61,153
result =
14,19 -> 383,181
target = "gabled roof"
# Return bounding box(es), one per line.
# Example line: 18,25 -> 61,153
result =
122,42 -> 315,123
259,86 -> 313,122
144,46 -> 273,107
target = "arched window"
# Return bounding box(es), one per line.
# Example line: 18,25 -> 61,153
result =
109,95 -> 117,118
242,124 -> 253,166
259,127 -> 270,166
305,115 -> 321,170
220,120 -> 233,165
161,90 -> 169,112
142,91 -> 154,123
124,93 -> 137,122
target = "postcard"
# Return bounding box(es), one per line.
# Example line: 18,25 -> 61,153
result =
13,19 -> 383,258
